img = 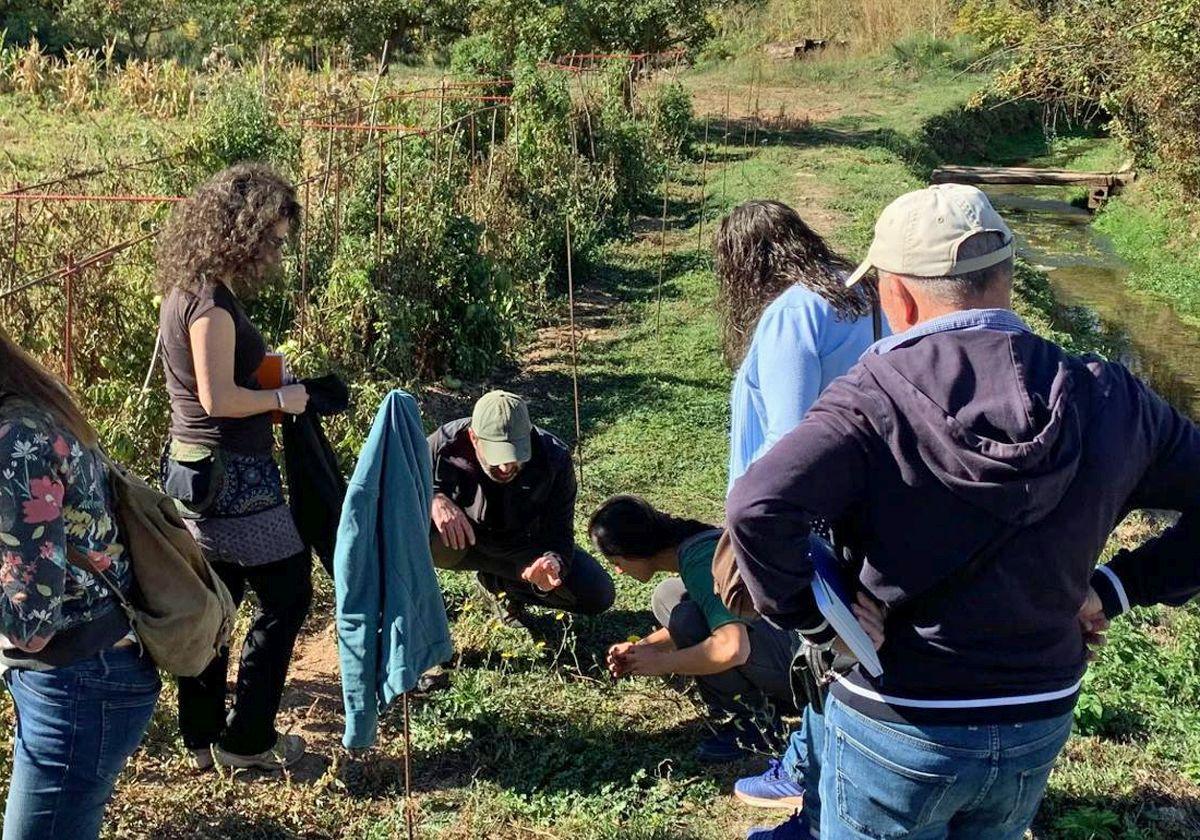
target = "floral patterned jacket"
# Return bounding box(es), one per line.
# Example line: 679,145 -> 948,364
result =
0,398 -> 132,652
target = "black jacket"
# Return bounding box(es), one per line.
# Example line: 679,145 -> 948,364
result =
283,375 -> 350,579
428,417 -> 578,571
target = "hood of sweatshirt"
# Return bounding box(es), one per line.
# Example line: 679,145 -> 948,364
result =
861,328 -> 1084,525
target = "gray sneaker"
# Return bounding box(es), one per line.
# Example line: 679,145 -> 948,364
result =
213,733 -> 306,771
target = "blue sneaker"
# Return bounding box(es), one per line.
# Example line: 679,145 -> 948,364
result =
746,810 -> 809,840
734,758 -> 804,809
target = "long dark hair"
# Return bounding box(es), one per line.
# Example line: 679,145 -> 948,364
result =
715,199 -> 877,367
0,326 -> 97,447
588,495 -> 713,560
156,163 -> 301,297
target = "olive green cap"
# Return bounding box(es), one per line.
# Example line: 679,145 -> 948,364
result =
471,390 -> 532,465
845,184 -> 1014,287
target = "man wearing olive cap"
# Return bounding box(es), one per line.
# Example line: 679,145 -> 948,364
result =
733,184 -> 1200,839
427,390 -> 615,623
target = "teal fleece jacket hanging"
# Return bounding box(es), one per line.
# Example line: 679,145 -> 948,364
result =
335,390 -> 453,748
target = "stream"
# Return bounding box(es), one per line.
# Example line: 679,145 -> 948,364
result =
984,182 -> 1200,420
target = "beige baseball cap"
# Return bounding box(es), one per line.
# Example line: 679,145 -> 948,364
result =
845,184 -> 1014,288
471,390 -> 532,465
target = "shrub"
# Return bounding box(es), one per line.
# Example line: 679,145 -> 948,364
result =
188,78 -> 297,173
646,79 -> 694,158
959,0 -> 1200,192
450,33 -> 509,80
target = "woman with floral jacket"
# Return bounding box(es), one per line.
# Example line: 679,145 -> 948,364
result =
0,326 -> 159,840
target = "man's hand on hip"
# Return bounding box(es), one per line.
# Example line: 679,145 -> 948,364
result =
432,493 -> 476,551
1078,586 -> 1110,662
522,553 -> 563,592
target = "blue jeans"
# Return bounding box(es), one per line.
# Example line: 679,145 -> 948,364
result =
819,695 -> 1073,839
3,646 -> 160,840
782,704 -> 826,836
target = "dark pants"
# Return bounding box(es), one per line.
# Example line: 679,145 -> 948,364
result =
3,646 -> 160,840
176,551 -> 313,755
431,536 -> 615,616
652,576 -> 798,722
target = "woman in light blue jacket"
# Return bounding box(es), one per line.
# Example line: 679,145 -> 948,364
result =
717,200 -> 881,491
716,200 -> 881,814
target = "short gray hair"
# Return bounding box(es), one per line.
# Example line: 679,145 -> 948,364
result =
908,231 -> 1014,303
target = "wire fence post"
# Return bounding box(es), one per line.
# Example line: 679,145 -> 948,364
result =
565,214 -> 584,489
10,186 -> 20,281
655,169 -> 669,337
751,73 -> 761,150
396,134 -> 406,224
486,109 -> 498,191
333,154 -> 343,253
697,116 -> 710,252
63,255 -> 75,386
300,179 -> 311,345
403,692 -> 415,840
321,123 -> 335,200
4,188 -> 19,320
376,134 -> 385,266
742,80 -> 753,149
722,89 -> 731,203
436,79 -> 446,163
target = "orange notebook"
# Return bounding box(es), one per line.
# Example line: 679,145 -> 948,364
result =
256,352 -> 285,424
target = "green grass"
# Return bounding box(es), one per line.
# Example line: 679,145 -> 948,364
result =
0,95 -> 183,182
1094,178 -> 1200,329
2,54 -> 1199,840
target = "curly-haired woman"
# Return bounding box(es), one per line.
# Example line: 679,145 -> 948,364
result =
157,163 -> 311,772
0,327 -> 160,839
716,200 -> 882,490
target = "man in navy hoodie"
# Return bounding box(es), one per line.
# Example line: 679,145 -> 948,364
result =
730,184 -> 1200,839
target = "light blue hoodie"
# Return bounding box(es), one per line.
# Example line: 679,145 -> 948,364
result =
728,284 -> 880,492
335,390 -> 453,748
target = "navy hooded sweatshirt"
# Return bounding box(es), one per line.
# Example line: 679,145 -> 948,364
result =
727,309 -> 1200,725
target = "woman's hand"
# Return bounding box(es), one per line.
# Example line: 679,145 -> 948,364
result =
278,384 -> 309,415
607,642 -> 635,679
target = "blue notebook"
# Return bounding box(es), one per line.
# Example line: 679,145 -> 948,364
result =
809,538 -> 884,677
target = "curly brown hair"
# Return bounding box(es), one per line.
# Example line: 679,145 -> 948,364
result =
155,163 -> 301,296
714,200 -> 877,368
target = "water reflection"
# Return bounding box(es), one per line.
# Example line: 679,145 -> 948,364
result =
987,184 -> 1199,419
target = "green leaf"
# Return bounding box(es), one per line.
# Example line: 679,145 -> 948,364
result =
32,526 -> 44,540
36,584 -> 53,597
0,533 -> 19,547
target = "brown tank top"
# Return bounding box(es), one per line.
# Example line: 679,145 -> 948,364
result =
159,282 -> 273,455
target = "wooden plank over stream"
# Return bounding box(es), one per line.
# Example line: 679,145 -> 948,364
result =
931,166 -> 1136,188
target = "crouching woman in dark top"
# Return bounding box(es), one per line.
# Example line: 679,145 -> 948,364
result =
589,495 -> 803,766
